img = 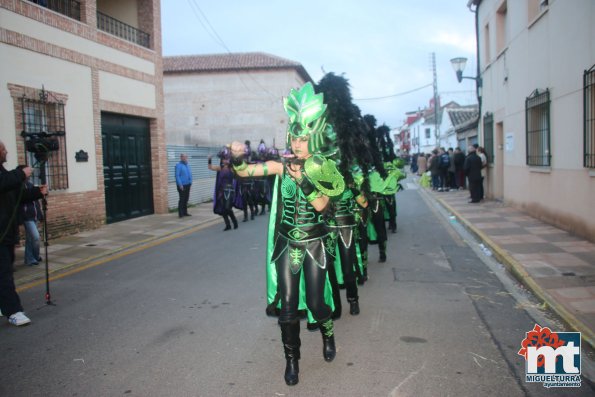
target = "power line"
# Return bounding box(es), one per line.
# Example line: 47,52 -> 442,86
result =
186,0 -> 225,49
185,0 -> 276,99
353,83 -> 433,101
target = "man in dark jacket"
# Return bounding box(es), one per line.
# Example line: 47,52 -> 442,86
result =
0,140 -> 47,326
463,145 -> 482,203
453,147 -> 466,189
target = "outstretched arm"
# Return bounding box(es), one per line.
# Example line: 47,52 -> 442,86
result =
230,141 -> 283,177
207,156 -> 221,171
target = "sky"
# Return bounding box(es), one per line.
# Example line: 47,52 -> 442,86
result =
161,0 -> 479,130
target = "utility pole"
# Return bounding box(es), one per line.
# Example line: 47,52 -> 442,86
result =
431,52 -> 440,148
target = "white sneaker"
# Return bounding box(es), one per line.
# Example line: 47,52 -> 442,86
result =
8,311 -> 31,326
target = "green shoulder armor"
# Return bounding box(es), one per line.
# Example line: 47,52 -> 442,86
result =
304,155 -> 345,197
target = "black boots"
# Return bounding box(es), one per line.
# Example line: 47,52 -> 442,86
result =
223,215 -> 232,231
280,322 -> 300,386
346,283 -> 359,315
379,241 -> 387,263
319,319 -> 336,362
358,266 -> 368,285
224,214 -> 238,230
348,299 -> 360,315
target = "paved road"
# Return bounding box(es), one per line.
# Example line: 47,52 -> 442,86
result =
1,187 -> 593,396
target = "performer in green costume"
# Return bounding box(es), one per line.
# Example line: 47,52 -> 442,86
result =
315,72 -> 373,318
363,115 -> 391,262
383,157 -> 407,231
229,82 -> 344,386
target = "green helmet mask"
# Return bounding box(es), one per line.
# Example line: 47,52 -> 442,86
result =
284,82 -> 331,154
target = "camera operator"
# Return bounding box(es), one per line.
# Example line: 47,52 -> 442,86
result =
0,140 -> 47,326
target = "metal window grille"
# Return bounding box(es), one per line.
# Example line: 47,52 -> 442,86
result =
20,89 -> 69,190
584,65 -> 595,168
28,0 -> 81,21
483,112 -> 494,164
97,11 -> 150,48
525,89 -> 551,166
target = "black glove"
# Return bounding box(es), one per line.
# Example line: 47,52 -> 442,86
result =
299,177 -> 316,196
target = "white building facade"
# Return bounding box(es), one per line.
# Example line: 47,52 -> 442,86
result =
472,0 -> 595,241
0,0 -> 167,235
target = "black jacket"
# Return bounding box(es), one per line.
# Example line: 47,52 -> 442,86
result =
0,166 -> 44,245
453,152 -> 465,170
19,181 -> 43,224
463,152 -> 483,183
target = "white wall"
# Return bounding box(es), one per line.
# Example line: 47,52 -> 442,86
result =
164,69 -> 307,150
99,71 -> 156,108
0,44 -> 97,192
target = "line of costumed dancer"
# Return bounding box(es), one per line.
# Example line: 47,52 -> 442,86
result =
226,80 -> 404,386
208,140 -> 276,229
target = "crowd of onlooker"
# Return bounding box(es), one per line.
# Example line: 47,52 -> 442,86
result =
408,143 -> 487,203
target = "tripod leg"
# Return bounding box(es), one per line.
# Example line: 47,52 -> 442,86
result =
37,159 -> 52,305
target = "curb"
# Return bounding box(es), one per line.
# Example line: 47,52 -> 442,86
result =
421,187 -> 595,350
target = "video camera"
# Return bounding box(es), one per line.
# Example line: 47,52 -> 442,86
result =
23,132 -> 61,161
24,132 -> 60,154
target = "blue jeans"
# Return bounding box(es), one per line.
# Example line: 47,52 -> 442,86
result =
431,175 -> 440,189
23,220 -> 41,265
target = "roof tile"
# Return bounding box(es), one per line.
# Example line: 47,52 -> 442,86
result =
164,52 -> 302,73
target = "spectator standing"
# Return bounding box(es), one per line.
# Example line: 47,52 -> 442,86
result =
447,148 -> 457,189
19,172 -> 43,266
453,147 -> 466,189
464,145 -> 483,203
410,153 -> 418,174
0,140 -> 47,326
428,149 -> 440,190
175,153 -> 192,218
476,145 -> 487,200
438,147 -> 450,191
416,152 -> 427,176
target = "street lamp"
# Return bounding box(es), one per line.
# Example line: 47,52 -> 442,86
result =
450,57 -> 482,87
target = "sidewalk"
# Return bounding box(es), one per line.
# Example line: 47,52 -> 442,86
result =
13,203 -> 240,288
422,185 -> 595,348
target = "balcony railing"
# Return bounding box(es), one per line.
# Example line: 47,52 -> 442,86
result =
97,11 -> 150,49
28,0 -> 81,21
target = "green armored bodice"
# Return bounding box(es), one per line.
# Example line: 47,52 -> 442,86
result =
334,189 -> 356,218
328,188 -> 357,228
278,169 -> 327,241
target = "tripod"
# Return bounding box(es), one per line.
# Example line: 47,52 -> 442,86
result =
35,155 -> 53,305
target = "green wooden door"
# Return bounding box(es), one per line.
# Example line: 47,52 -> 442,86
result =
101,113 -> 154,223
